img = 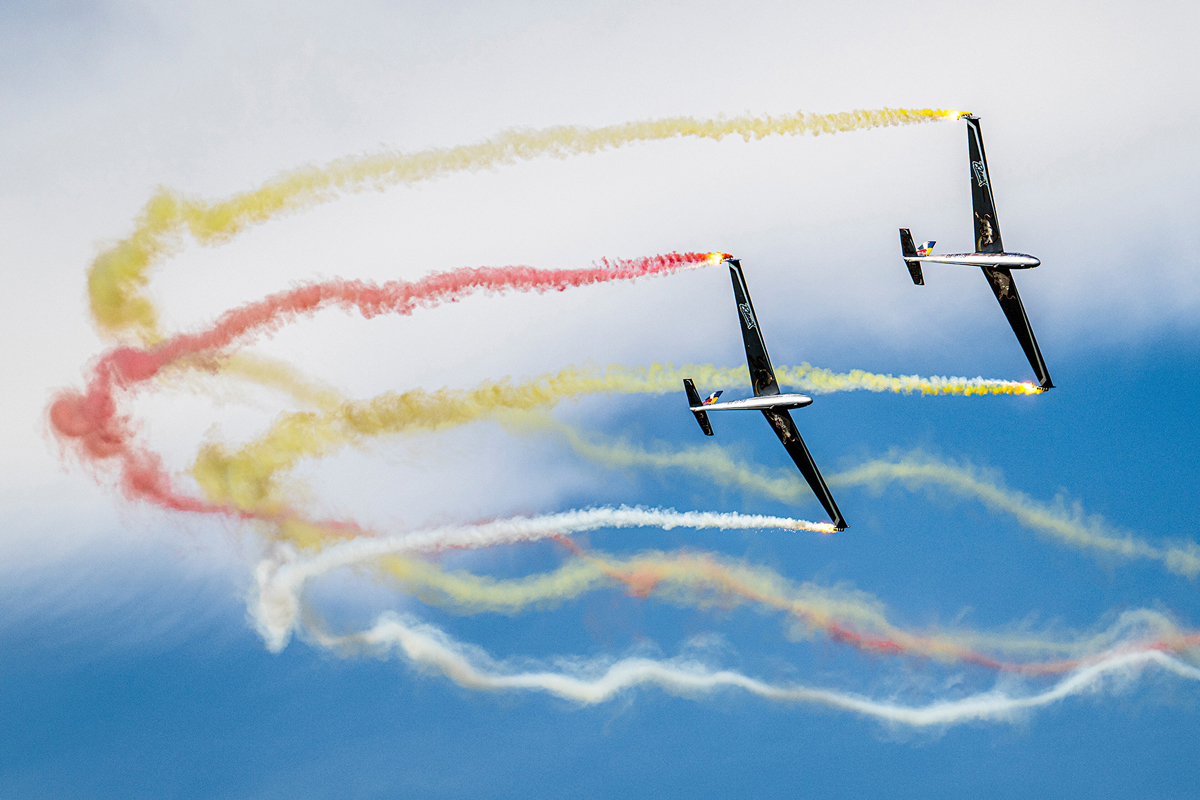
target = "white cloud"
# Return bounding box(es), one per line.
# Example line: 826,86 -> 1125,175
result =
2,0 -> 1197,550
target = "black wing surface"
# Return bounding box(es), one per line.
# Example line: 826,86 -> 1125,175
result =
966,116 -> 1004,254
762,408 -> 847,530
728,259 -> 780,397
981,267 -> 1054,389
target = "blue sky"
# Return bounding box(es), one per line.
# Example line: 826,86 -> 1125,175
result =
2,1 -> 1199,797
5,341 -> 1200,798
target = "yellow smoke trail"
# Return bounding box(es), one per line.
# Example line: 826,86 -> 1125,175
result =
833,453 -> 1200,578
774,363 -> 1043,396
373,547 -> 1185,663
502,412 -> 806,503
254,506 -> 836,649
217,353 -> 345,410
181,358 -> 1192,667
89,107 -> 963,341
192,365 -> 697,519
189,351 -> 1195,577
191,357 -> 1039,525
213,357 -> 1041,405
247,495 -> 1188,666
529,424 -> 1200,579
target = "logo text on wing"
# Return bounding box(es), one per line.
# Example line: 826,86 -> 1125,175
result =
972,160 -> 989,188
738,303 -> 756,330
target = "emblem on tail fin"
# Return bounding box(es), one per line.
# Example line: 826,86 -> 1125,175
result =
916,241 -> 935,257
702,391 -> 723,405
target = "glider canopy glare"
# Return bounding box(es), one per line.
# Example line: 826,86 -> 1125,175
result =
898,115 -> 1054,391
684,258 -> 848,531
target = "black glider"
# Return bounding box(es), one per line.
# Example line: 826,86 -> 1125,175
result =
898,115 -> 1053,390
683,258 -> 847,530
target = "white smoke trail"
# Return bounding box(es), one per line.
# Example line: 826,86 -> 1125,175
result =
314,612 -> 1200,727
253,507 -> 826,651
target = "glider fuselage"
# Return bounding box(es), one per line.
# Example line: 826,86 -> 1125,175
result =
897,114 -> 1054,390
911,252 -> 1040,269
682,259 -> 847,530
690,393 -> 812,412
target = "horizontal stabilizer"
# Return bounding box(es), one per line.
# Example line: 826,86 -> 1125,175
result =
683,378 -> 714,436
899,228 -> 925,285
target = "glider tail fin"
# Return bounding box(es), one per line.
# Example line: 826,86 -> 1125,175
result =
683,379 -> 714,436
899,228 -> 925,285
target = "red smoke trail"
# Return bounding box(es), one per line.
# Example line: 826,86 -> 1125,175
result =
49,253 -> 716,515
549,537 -> 1200,676
51,251 -> 1200,678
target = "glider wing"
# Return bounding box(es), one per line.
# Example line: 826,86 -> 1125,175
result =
981,267 -> 1054,389
728,259 -> 781,397
966,115 -> 1004,254
762,408 -> 847,530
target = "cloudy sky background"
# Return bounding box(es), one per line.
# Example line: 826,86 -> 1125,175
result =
2,1 -> 1199,796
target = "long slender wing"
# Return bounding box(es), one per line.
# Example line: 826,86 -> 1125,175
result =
728,260 -> 780,397
761,408 -> 847,530
981,267 -> 1054,389
966,116 -> 1004,254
